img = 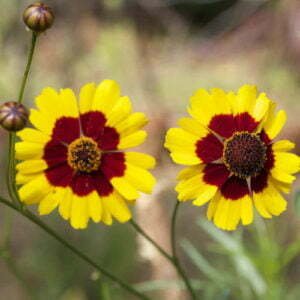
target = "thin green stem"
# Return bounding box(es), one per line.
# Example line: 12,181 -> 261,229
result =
7,32 -> 38,207
171,201 -> 197,300
130,213 -> 197,299
18,32 -> 38,103
0,196 -> 150,300
7,133 -> 19,206
171,201 -> 180,259
130,220 -> 173,262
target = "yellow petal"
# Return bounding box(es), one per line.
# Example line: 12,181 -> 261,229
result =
272,140 -> 295,152
178,117 -> 208,138
188,88 -> 231,126
70,195 -> 89,229
270,178 -> 291,194
264,110 -> 286,140
92,79 -> 121,115
79,82 -> 96,113
274,152 -> 300,174
232,85 -> 257,115
170,153 -> 201,165
111,177 -> 139,200
29,109 -> 55,135
17,128 -> 50,144
38,193 -> 59,215
101,198 -> 113,225
104,192 -> 131,223
253,191 -> 272,218
177,172 -> 217,203
251,93 -> 270,122
125,152 -> 156,169
116,112 -> 148,136
59,88 -> 79,117
165,128 -> 200,165
88,192 -> 102,223
207,193 -> 220,221
124,163 -> 156,194
18,174 -> 53,205
240,196 -> 253,225
16,173 -> 39,184
225,200 -> 241,231
16,159 -> 47,174
35,87 -> 62,120
58,188 -> 72,220
106,96 -> 132,127
15,141 -> 44,160
192,185 -> 218,206
271,168 -> 296,184
254,181 -> 287,217
213,197 -> 231,230
118,130 -> 147,149
262,184 -> 287,216
177,165 -> 204,180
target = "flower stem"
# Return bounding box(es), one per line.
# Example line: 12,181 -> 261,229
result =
7,32 -> 38,207
0,196 -> 150,300
18,32 -> 38,104
6,133 -> 19,206
129,219 -> 173,262
171,201 -> 197,300
130,209 -> 197,300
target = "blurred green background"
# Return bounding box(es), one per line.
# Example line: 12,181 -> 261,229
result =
1,0 -> 300,299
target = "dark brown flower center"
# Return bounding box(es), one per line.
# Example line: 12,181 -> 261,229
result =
223,132 -> 266,179
67,137 -> 101,173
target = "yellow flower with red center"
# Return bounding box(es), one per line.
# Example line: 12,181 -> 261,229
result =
165,85 -> 300,231
16,80 -> 156,229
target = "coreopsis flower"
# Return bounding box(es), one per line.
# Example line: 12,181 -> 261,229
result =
165,85 -> 300,230
15,80 -> 156,229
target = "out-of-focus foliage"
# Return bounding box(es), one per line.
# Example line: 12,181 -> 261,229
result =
181,218 -> 300,300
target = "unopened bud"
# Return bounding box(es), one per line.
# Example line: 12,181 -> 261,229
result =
23,2 -> 54,33
0,102 -> 29,132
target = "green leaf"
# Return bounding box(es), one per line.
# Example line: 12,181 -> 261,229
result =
197,219 -> 267,296
180,239 -> 229,287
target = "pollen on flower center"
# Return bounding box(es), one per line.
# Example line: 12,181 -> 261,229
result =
223,132 -> 267,179
67,137 -> 101,173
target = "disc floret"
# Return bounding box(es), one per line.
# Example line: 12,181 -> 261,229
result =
67,137 -> 101,173
223,132 -> 267,179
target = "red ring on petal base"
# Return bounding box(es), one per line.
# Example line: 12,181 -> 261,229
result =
52,117 -> 80,144
209,114 -> 235,138
203,164 -> 230,187
43,114 -> 126,197
221,176 -> 249,200
196,133 -> 223,163
234,112 -> 259,133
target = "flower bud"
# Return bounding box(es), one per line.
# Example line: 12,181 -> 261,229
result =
23,2 -> 54,33
0,102 -> 29,132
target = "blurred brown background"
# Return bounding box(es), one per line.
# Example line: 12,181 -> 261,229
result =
1,0 -> 300,299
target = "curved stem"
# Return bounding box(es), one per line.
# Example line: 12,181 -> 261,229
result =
130,210 -> 197,299
171,201 -> 197,300
7,32 -> 38,207
18,32 -> 38,103
7,133 -> 22,208
129,220 -> 173,262
0,196 -> 150,300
